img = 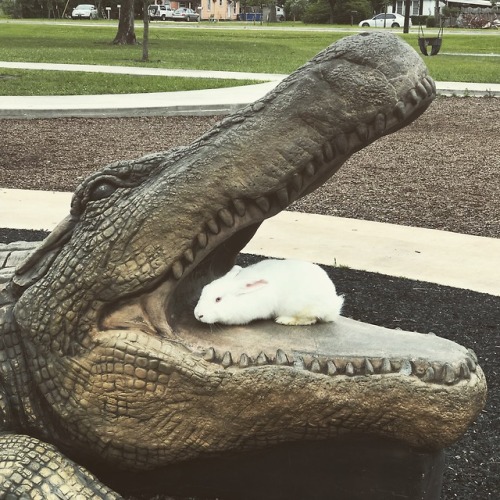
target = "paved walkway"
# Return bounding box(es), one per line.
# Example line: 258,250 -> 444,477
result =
1,63 -> 499,296
1,62 -> 499,118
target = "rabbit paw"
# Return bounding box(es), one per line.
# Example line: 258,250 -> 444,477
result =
275,316 -> 318,326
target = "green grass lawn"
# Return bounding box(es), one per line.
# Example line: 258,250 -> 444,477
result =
0,21 -> 498,95
0,68 -> 257,95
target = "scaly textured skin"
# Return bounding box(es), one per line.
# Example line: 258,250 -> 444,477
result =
0,33 -> 486,497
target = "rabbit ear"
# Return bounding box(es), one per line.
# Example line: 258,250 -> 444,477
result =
226,265 -> 243,278
237,279 -> 269,295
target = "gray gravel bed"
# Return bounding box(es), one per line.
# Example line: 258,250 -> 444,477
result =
1,97 -> 499,239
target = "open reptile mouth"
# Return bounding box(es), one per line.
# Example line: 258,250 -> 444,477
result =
97,74 -> 479,388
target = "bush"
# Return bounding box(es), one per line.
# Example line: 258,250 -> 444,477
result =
333,0 -> 371,25
426,16 -> 437,27
285,0 -> 308,21
411,15 -> 428,26
302,1 -> 331,24
1,0 -> 23,18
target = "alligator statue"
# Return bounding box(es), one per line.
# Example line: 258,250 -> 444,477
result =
0,32 -> 487,498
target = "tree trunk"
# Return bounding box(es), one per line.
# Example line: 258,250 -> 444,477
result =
268,2 -> 277,22
113,0 -> 137,45
142,0 -> 149,62
327,0 -> 336,24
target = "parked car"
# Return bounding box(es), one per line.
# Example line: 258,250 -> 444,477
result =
358,13 -> 410,28
172,8 -> 199,22
148,4 -> 175,21
71,4 -> 98,19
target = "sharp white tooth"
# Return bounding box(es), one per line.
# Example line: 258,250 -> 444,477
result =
206,218 -> 220,234
322,141 -> 334,161
356,123 -> 369,142
197,232 -> 208,249
460,362 -> 471,379
221,351 -> 233,368
399,359 -> 412,376
204,347 -> 216,362
304,163 -> 315,177
374,113 -> 386,135
409,88 -> 419,105
381,358 -> 392,374
218,208 -> 234,227
293,356 -> 305,370
467,349 -> 478,363
255,197 -> 270,212
239,353 -> 250,368
232,199 -> 246,217
364,358 -> 374,375
466,357 -> 477,372
276,349 -> 289,365
345,362 -> 355,377
327,360 -> 338,376
183,248 -> 194,263
276,188 -> 289,207
422,366 -> 435,382
171,261 -> 183,280
310,359 -> 321,373
334,134 -> 348,154
256,352 -> 269,365
395,101 -> 406,120
291,173 -> 303,190
443,363 -> 456,385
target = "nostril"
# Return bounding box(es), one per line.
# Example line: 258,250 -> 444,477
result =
198,314 -> 204,319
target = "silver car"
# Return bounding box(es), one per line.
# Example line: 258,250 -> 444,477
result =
71,4 -> 98,19
359,13 -> 410,28
172,8 -> 200,22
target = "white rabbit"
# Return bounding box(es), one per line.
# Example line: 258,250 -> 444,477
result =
194,259 -> 343,326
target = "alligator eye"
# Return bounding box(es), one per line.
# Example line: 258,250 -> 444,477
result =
89,181 -> 117,201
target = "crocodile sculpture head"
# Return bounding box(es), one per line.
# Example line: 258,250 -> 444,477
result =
7,32 -> 486,472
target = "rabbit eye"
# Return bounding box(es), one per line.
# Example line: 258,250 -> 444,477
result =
215,297 -> 222,303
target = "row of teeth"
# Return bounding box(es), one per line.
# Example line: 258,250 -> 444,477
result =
168,76 -> 436,282
203,345 -> 477,386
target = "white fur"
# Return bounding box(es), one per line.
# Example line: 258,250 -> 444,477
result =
194,259 -> 344,326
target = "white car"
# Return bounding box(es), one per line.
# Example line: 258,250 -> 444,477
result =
148,5 -> 175,21
71,4 -> 98,19
359,13 -> 410,28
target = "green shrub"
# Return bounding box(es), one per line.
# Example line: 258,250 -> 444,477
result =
426,16 -> 437,27
1,0 -> 22,18
285,0 -> 308,21
302,1 -> 331,24
333,0 -> 372,24
411,15 -> 428,26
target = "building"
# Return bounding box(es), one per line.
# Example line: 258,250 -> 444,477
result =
151,0 -> 240,20
393,0 -> 498,16
199,0 -> 240,20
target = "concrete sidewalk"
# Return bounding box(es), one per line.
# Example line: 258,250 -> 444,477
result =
2,188 -> 499,297
1,62 -> 499,118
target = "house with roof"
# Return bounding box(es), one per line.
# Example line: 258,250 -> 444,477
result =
394,0 -> 498,16
151,0 -> 240,20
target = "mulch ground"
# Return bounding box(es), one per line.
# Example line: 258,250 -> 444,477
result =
1,96 -> 499,499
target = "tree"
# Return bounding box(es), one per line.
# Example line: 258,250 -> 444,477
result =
268,1 -> 277,21
285,0 -> 308,21
142,0 -> 150,61
113,0 -> 137,45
